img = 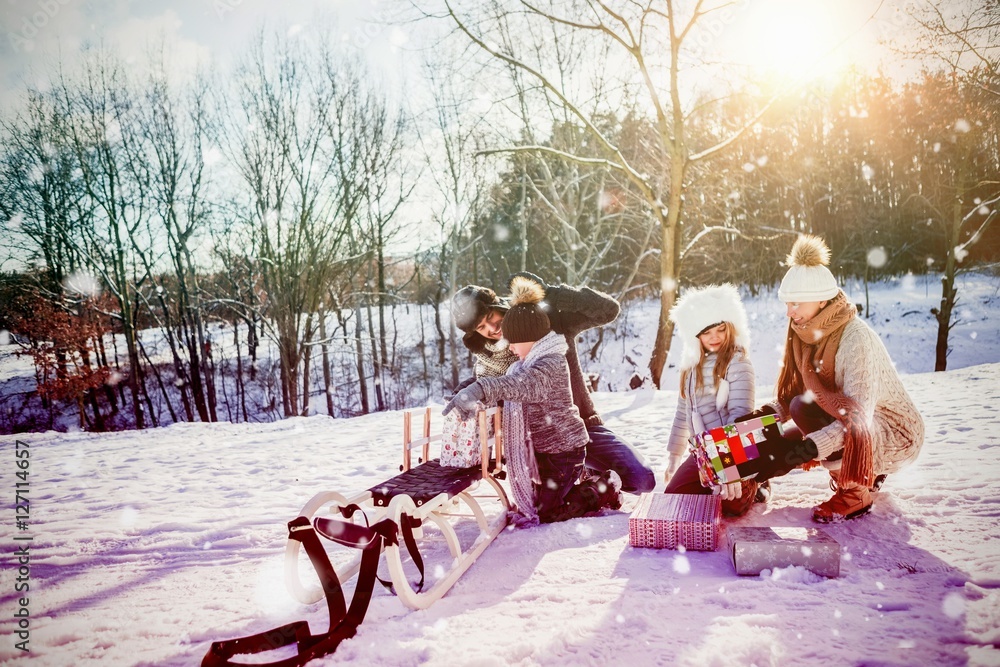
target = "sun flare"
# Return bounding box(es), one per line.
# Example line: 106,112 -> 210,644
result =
725,0 -> 857,81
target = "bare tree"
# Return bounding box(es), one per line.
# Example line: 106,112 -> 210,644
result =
440,0 -> 790,386
55,49 -> 155,428
138,60 -> 218,422
900,3 -> 1000,370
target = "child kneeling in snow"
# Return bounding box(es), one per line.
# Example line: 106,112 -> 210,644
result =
444,276 -> 620,526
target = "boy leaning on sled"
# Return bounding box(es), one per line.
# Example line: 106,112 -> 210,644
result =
444,276 -> 622,527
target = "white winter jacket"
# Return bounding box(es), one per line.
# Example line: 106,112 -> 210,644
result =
667,352 -> 755,457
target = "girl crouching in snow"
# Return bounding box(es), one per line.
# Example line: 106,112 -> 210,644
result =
444,277 -> 621,526
663,284 -> 760,516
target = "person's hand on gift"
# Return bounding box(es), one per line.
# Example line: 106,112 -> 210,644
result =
800,459 -> 822,471
442,382 -> 485,420
716,480 -> 743,501
663,454 -> 684,485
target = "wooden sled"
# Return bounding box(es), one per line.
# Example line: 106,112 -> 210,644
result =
284,406 -> 509,611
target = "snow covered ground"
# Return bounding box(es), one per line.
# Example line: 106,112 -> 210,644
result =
1,273 -> 999,666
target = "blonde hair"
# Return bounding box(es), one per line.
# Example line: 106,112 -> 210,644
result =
679,322 -> 740,399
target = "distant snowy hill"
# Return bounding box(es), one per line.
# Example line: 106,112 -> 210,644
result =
1,361 -> 998,666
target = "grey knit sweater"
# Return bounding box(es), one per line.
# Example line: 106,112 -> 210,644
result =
770,317 -> 924,473
667,352 -> 755,457
477,332 -> 588,455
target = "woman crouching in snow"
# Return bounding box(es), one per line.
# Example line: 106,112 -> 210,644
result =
739,234 -> 925,522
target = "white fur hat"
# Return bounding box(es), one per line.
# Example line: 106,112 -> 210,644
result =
778,235 -> 840,303
669,283 -> 750,371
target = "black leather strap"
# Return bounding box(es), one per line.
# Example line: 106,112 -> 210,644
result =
201,515 -> 395,667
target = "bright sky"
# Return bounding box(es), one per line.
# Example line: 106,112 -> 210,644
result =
0,0 -> 410,114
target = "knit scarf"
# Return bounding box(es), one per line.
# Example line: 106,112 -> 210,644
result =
502,331 -> 567,526
779,291 -> 874,487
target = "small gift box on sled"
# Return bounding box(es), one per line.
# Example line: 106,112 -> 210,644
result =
440,410 -> 495,468
689,414 -> 784,488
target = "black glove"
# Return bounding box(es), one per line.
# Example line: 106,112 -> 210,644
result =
442,382 -> 485,420
744,433 -> 819,483
734,404 -> 778,423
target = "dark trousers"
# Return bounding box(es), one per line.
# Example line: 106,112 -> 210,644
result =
536,447 -> 587,523
585,424 -> 656,493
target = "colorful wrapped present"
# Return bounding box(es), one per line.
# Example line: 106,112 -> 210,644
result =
689,414 -> 784,488
440,411 -> 492,467
728,526 -> 841,577
629,493 -> 722,551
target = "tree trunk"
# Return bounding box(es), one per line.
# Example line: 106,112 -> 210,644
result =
320,311 -> 334,417
354,304 -> 370,414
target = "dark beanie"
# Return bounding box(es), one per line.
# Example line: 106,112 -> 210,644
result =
501,276 -> 550,344
452,285 -> 507,333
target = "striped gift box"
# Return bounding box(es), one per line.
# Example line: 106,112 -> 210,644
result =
689,414 -> 783,488
629,493 -> 721,551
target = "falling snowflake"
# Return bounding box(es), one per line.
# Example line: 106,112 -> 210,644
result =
970,332 -> 978,340
575,522 -> 593,539
672,554 -> 690,575
0,330 -> 10,346
942,591 -> 965,619
202,147 -> 222,166
493,224 -> 509,242
953,246 -> 969,262
390,28 -> 408,47
742,162 -> 756,173
866,247 -> 888,269
756,156 -> 769,167
63,271 -> 102,297
287,24 -> 303,37
861,163 -> 875,182
954,119 -> 971,133
119,506 -> 138,529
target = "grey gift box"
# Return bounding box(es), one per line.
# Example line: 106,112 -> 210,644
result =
728,526 -> 841,577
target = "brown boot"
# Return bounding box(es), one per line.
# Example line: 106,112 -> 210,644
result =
722,478 -> 759,517
812,472 -> 872,523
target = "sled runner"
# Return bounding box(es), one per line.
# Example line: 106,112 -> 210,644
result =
283,405 -> 509,611
203,407 -> 509,666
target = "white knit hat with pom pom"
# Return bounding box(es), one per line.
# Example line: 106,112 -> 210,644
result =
669,283 -> 750,371
778,235 -> 840,302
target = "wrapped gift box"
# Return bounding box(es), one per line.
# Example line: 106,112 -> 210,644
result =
728,526 -> 841,577
690,414 -> 784,488
440,411 -> 493,467
629,493 -> 721,551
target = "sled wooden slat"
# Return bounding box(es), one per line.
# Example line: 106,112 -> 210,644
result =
285,406 -> 509,611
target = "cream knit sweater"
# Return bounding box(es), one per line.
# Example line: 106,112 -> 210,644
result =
772,317 -> 924,474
